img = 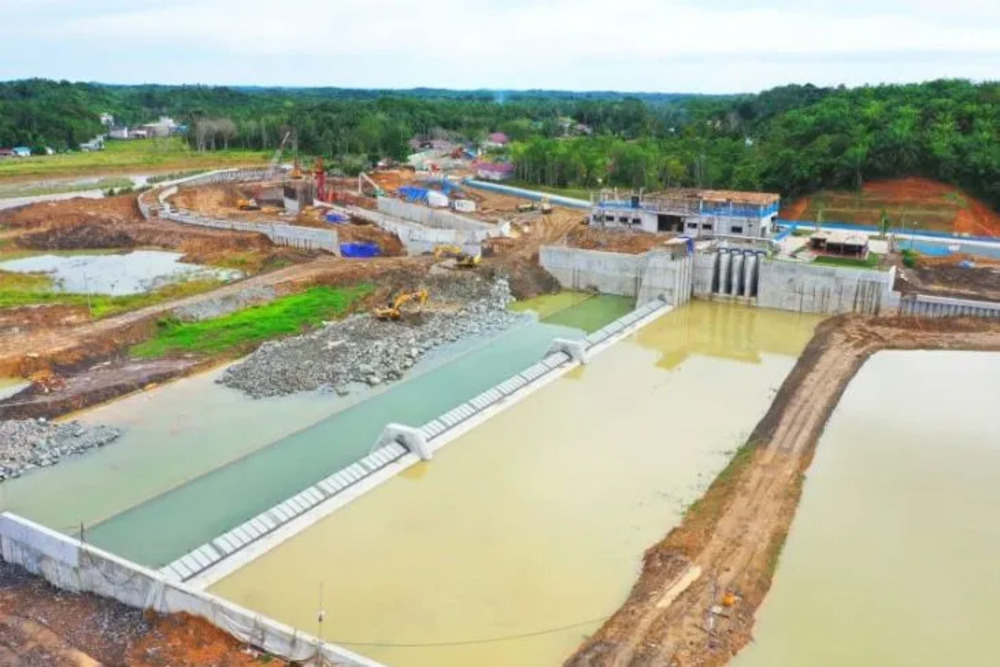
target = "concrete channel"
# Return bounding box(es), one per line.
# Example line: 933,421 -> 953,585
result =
0,295 -> 632,568
208,302 -> 822,667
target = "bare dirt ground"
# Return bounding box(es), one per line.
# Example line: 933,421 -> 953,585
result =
0,254 -> 426,378
0,195 -> 314,273
780,177 -> 1000,236
0,560 -> 285,666
566,226 -> 672,254
894,257 -> 1000,303
567,315 -> 1000,667
168,183 -> 406,256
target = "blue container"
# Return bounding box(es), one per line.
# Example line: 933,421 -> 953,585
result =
340,242 -> 381,258
325,213 -> 349,224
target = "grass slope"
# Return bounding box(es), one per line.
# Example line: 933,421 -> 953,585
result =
132,284 -> 372,358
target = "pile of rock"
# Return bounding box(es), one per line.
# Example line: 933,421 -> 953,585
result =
0,419 -> 121,481
220,277 -> 524,398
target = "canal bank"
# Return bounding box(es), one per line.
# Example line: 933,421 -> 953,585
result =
569,316 -> 1000,667
209,302 -> 821,667
735,351 -> 1000,667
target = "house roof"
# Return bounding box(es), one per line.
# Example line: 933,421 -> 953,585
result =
648,188 -> 780,206
488,132 -> 509,144
811,230 -> 868,246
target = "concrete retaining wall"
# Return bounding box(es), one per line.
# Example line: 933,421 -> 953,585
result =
539,246 -> 694,306
330,203 -> 503,256
0,513 -> 380,667
172,298 -> 673,589
756,260 -> 893,315
139,169 -> 340,254
897,293 -> 1000,318
693,252 -> 718,298
376,197 -> 493,232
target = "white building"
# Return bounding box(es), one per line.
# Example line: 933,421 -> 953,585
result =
590,188 -> 781,239
109,126 -> 130,140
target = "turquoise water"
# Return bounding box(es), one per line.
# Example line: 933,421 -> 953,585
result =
80,299 -> 624,567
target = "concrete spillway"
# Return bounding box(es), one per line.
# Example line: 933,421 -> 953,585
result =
0,295 -> 632,567
210,303 -> 821,667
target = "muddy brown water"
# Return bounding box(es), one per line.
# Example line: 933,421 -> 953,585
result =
735,351 -> 1000,667
210,302 -> 821,667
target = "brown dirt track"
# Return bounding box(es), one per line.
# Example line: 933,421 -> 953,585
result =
567,315 -> 1000,667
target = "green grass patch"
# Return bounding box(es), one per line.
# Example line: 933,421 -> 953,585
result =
812,253 -> 882,269
0,177 -> 134,199
0,138 -> 266,180
131,284 -> 372,358
0,274 -> 224,316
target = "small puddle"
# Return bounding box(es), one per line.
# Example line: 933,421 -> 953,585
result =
0,250 -> 240,295
514,291 -> 635,333
735,351 -> 1000,667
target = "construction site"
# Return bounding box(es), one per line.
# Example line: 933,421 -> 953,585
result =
1,145 -> 1000,667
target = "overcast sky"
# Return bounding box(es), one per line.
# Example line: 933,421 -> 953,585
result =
2,0 -> 999,93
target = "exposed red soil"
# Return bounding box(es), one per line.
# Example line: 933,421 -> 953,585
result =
0,194 -> 315,272
780,177 -> 1000,236
566,226 -> 672,254
0,560 -> 286,666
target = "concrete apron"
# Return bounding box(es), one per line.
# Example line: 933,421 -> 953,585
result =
180,299 -> 673,590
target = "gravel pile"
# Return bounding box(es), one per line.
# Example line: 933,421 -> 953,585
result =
220,277 -> 524,398
0,419 -> 121,481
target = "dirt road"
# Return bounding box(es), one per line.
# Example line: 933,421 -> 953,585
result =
567,316 -> 1000,666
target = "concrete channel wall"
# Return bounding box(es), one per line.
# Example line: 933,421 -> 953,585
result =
376,197 -> 495,232
164,298 -> 673,588
756,260 -> 893,315
328,202 -> 507,256
138,169 -> 341,254
0,513 -> 382,667
897,293 -> 1000,318
539,246 -> 694,306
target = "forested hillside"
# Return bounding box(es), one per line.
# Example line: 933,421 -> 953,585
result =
1,78 -> 998,209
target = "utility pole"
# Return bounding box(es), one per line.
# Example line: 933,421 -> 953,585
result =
83,272 -> 93,319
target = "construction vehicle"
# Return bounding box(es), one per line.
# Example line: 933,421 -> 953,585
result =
268,131 -> 292,177
359,172 -> 386,197
374,289 -> 429,320
290,158 -> 304,180
433,244 -> 481,268
237,197 -> 261,211
540,197 -> 553,214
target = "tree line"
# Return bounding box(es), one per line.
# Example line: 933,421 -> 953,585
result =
1,78 -> 998,208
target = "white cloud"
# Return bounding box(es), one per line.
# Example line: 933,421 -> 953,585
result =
3,0 -> 999,90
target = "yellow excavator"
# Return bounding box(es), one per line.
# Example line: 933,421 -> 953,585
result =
433,244 -> 481,268
374,289 -> 429,320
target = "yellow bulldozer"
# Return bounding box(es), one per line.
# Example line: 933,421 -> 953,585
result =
433,245 -> 481,268
374,289 -> 430,321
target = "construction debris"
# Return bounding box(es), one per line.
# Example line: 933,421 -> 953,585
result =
0,419 -> 121,481
219,277 -> 521,398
